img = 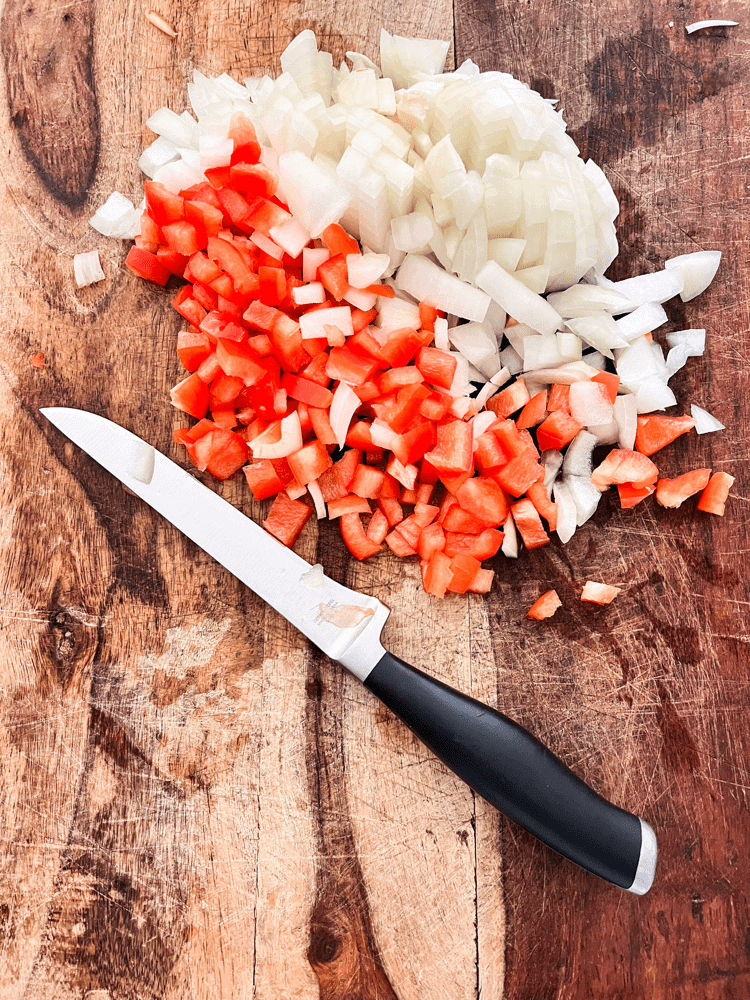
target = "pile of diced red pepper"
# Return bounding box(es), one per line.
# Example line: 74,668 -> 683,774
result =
125,111 -> 734,599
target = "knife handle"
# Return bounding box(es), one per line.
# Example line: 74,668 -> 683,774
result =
364,650 -> 656,894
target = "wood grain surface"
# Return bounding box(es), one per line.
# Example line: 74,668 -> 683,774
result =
0,1 -> 748,997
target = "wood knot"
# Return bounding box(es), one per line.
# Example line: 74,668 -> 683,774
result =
1,0 -> 100,208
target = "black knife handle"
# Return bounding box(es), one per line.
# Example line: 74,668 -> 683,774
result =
364,649 -> 656,893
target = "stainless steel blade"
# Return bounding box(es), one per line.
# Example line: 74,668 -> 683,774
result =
41,408 -> 389,680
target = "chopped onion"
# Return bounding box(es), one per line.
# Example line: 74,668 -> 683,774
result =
300,305 -> 353,339
434,316 -> 449,351
89,191 -> 140,239
665,328 -> 706,356
552,481 -> 577,543
347,252 -> 390,287
471,411 -> 496,446
614,394 -> 638,450
542,450 -> 563,488
563,431 -> 597,478
666,343 -> 691,378
569,382 -> 614,427
199,135 -> 234,170
250,232 -> 284,260
475,261 -> 562,336
633,375 -> 676,413
138,136 -> 179,178
269,217 -> 311,257
565,314 -> 628,358
278,151 -> 351,237
546,284 -> 630,318
608,268 -> 683,308
292,282 -> 326,306
307,480 -> 327,518
330,382 -> 361,446
665,251 -> 721,301
376,294 -> 421,331
370,419 -> 398,448
614,302 -> 668,342
691,403 -> 725,434
251,411 -> 303,459
397,253 -> 491,323
344,286 -> 377,310
501,512 -> 518,558
303,247 -> 330,282
686,20 -> 738,33
74,250 -> 105,287
564,474 -> 601,525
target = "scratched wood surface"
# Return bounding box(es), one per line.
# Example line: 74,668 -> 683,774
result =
0,0 -> 748,997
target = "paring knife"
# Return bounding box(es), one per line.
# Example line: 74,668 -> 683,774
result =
41,407 -> 657,894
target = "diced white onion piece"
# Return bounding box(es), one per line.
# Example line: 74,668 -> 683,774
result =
546,284 -> 631,318
666,328 -> 706,356
146,106 -> 196,148
127,439 -> 155,484
449,321 -> 501,377
380,29 -> 450,91
665,250 -> 721,301
450,396 -> 473,419
582,350 -> 606,370
341,286 -> 375,312
138,136 -> 179,178
502,512 -> 518,558
198,135 -> 234,170
307,480 -> 327,519
514,265 -> 549,295
391,212 -> 434,253
566,314 -> 628,358
552,481 -> 577,543
292,282 -> 326,306
542,450 -> 563,488
475,261 -> 561,336
152,159 -> 203,194
330,382 -> 361,446
74,250 -> 105,287
609,268 -> 683,308
278,151 -> 351,237
89,191 -> 138,239
376,295 -> 421,331
397,254 -> 491,323
498,345 -> 524,375
300,305 -> 354,339
614,302 -> 668,342
666,343 -> 691,378
686,20 -> 738,33
614,394 -> 638,450
434,316 -> 449,351
691,403 -> 725,434
569,382 -> 614,427
250,232 -> 284,260
347,253 -> 389,288
588,420 -> 619,445
523,363 -> 599,385
303,247 -> 330,282
251,412 -> 303,459
564,474 -> 601,525
487,238 -> 526,272
269,217 -> 311,258
471,411 -> 497,446
615,336 -> 663,389
563,431 -> 598,478
475,369 -> 509,408
634,375 -> 676,413
523,333 -> 564,371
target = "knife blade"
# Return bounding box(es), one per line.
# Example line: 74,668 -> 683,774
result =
41,407 -> 657,894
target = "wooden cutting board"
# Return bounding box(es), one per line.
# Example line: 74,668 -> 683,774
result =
1,1 -> 748,997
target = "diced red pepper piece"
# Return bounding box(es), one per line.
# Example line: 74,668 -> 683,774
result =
339,512 -> 381,560
455,477 -> 509,528
321,223 -> 360,257
350,464 -> 385,499
318,254 -> 349,300
494,454 -> 544,497
378,496 -> 404,526
246,198 -> 291,235
308,406 -> 337,446
259,266 -> 287,306
351,307 -> 379,333
366,509 -> 390,545
196,351 -> 222,384
317,449 -> 362,502
262,493 -> 313,547
162,220 -> 199,256
156,247 -> 189,277
547,384 -> 571,413
346,421 -> 374,450
419,391 -> 453,422
474,431 -> 506,472
526,482 -> 558,530
272,313 -> 310,372
228,112 -> 261,165
492,419 -> 537,461
635,415 -> 695,456
230,162 -> 278,198
144,180 -> 183,225
177,329 -> 212,372
385,529 -> 418,557
193,429 -> 248,480
391,422 -> 436,466
511,500 -> 550,550
442,506 -> 486,534
281,374 -> 333,409
216,339 -> 266,386
209,372 -> 244,408
396,515 -> 423,549
592,449 -> 659,491
536,410 -> 582,453
326,347 -> 379,386
424,420 -> 473,475
580,581 -> 621,605
243,459 -> 284,500
655,468 -> 712,508
418,301 -> 439,333
416,346 -> 457,390
125,246 -> 171,286
487,379 -> 530,419
444,528 -> 504,560
617,482 -> 655,508
526,590 -> 561,620
385,454 -> 418,491
697,471 -> 734,515
516,389 -> 548,430
447,554 -> 482,594
170,373 -> 209,419
327,495 -> 372,518
378,365 -> 423,395
371,384 -> 430,434
207,237 -> 256,296
377,327 -> 425,367
244,300 -> 280,333
421,551 -> 453,597
417,523 -> 446,560
468,568 -> 494,594
285,440 -> 332,486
